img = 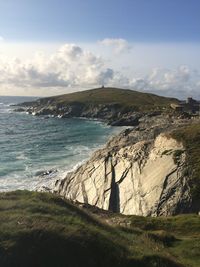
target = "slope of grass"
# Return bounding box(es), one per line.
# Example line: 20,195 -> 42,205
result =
25,87 -> 178,111
171,123 -> 200,203
129,214 -> 200,267
0,191 -> 128,267
0,191 -> 199,267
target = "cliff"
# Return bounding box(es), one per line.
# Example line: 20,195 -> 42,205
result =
54,117 -> 200,216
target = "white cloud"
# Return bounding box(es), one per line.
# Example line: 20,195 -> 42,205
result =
0,36 -> 4,42
0,43 -> 118,95
56,44 -> 83,62
0,41 -> 199,99
129,66 -> 200,99
99,38 -> 132,54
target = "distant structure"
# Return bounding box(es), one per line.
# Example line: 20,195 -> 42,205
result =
184,97 -> 200,113
171,97 -> 200,114
186,97 -> 195,105
170,103 -> 183,112
101,85 -> 105,89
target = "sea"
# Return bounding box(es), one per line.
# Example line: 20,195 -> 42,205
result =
0,96 -> 122,191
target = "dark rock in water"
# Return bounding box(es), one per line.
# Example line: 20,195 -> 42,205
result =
35,170 -> 45,176
37,108 -> 55,116
26,109 -> 33,114
36,169 -> 58,177
42,169 -> 58,177
14,108 -> 26,112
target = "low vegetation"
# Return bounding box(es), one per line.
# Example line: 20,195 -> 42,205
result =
171,123 -> 200,203
0,190 -> 199,267
24,87 -> 178,111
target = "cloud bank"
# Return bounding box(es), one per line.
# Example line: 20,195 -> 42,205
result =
0,43 -> 117,93
0,41 -> 199,99
131,66 -> 200,99
99,38 -> 132,54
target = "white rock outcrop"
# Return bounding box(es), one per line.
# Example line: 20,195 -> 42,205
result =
54,129 -> 191,216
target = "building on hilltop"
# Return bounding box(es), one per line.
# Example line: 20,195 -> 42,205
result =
185,97 -> 200,114
187,97 -> 196,105
171,97 -> 200,114
170,103 -> 183,112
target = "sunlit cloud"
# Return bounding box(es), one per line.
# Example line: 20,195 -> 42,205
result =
0,40 -> 199,98
130,66 -> 200,99
99,38 -> 132,54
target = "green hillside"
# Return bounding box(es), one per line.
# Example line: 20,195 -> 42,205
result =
0,190 -> 199,267
32,87 -> 178,111
171,123 -> 200,205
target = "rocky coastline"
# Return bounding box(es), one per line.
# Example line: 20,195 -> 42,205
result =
14,87 -> 180,126
53,114 -> 200,216
14,101 -> 145,126
14,89 -> 200,216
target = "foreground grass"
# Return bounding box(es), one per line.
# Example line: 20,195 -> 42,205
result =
129,214 -> 200,267
0,191 -> 199,267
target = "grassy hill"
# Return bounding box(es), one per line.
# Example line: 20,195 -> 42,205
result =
27,87 -> 179,111
171,123 -> 200,206
0,190 -> 199,267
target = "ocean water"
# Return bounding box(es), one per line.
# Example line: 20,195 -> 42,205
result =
0,96 -> 121,191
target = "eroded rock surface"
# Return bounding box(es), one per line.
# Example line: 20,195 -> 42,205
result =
54,117 -> 192,216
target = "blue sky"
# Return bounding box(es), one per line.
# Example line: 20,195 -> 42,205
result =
0,0 -> 199,42
0,0 -> 199,97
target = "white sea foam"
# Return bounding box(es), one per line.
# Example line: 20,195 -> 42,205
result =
66,144 -> 91,154
16,152 -> 29,160
35,159 -> 87,192
0,96 -> 124,192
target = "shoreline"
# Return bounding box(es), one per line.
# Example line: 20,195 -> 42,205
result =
10,99 -> 194,193
34,116 -> 128,192
5,90 -> 200,215
1,104 -> 127,192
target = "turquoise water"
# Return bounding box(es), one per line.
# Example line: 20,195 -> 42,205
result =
0,96 -> 121,191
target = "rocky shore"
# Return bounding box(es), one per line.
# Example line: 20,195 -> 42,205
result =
14,87 -> 179,126
53,114 -> 199,216
15,102 -> 146,126
14,88 -> 200,216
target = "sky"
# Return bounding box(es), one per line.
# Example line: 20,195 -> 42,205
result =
0,0 -> 200,98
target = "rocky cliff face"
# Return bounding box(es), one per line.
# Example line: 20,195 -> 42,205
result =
54,118 -> 193,216
17,101 -> 142,126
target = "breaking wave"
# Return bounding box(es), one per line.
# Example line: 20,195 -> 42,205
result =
0,96 -> 122,191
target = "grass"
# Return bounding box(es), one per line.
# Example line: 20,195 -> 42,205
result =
0,191 -> 127,267
171,123 -> 200,203
0,191 -> 199,267
24,87 -> 179,111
